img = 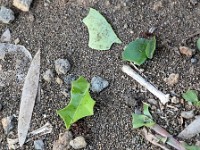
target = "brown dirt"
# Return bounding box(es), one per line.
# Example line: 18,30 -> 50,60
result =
0,0 -> 200,149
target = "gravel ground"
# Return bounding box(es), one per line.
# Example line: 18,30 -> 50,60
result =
0,0 -> 200,149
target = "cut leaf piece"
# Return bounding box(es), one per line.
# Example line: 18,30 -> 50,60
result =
143,102 -> 152,119
197,38 -> 200,51
182,90 -> 200,107
57,76 -> 95,129
122,36 -> 156,65
145,36 -> 156,59
132,114 -> 155,129
122,38 -> 147,65
83,8 -> 122,50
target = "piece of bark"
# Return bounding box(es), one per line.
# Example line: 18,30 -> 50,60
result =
18,50 -> 40,146
13,0 -> 33,11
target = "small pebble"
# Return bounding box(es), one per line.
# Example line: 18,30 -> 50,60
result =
13,0 -> 33,11
53,131 -> 72,150
152,1 -> 163,11
34,140 -> 44,150
14,38 -> 20,45
0,6 -> 15,24
1,115 -> 14,134
164,73 -> 179,86
55,58 -> 71,75
147,99 -> 158,105
171,96 -> 179,104
91,76 -> 109,93
191,58 -> 197,64
70,136 -> 87,149
56,77 -> 63,85
42,69 -> 54,82
181,110 -> 194,119
27,13 -> 34,22
1,28 -> 11,42
190,0 -> 197,5
179,46 -> 195,57
63,74 -> 76,85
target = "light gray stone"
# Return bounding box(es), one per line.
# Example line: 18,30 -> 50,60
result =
1,115 -> 14,134
0,6 -> 15,24
55,58 -> 71,75
34,140 -> 44,150
1,28 -> 11,42
70,136 -> 87,149
91,76 -> 109,93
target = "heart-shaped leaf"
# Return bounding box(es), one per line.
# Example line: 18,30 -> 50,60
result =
83,8 -> 122,50
57,76 -> 95,129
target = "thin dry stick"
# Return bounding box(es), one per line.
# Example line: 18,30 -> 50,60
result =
122,65 -> 170,104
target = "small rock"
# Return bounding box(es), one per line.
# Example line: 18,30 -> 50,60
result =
27,13 -> 34,22
0,49 -> 6,60
91,76 -> 109,93
191,58 -> 197,64
14,38 -> 20,45
164,73 -> 179,86
179,46 -> 195,57
13,0 -> 33,12
55,58 -> 71,75
1,115 -> 14,134
152,1 -> 163,11
70,136 -> 87,149
42,69 -> 54,82
190,0 -> 197,5
63,74 -> 76,85
171,96 -> 179,104
34,140 -> 44,150
147,99 -> 158,105
1,29 -> 11,42
123,23 -> 128,29
56,77 -> 63,85
0,6 -> 15,24
53,131 -> 73,150
181,110 -> 194,119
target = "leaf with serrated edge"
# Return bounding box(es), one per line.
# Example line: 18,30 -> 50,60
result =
18,50 -> 40,147
57,76 -> 95,129
83,8 -> 121,50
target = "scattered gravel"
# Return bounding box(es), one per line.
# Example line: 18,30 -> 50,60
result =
181,110 -> 195,119
53,131 -> 72,150
1,115 -> 14,134
70,136 -> 87,149
191,58 -> 198,64
42,69 -> 54,82
152,1 -> 163,11
55,58 -> 71,75
90,76 -> 109,93
1,28 -> 11,42
171,96 -> 180,104
0,6 -> 15,24
0,102 -> 2,111
34,140 -> 45,150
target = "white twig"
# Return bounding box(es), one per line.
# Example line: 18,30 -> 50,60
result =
122,65 -> 169,105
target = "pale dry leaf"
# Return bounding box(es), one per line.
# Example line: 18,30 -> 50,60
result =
178,116 -> 200,139
18,50 -> 40,146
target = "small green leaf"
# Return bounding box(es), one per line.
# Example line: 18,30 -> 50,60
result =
132,114 -> 155,129
182,90 -> 200,107
57,76 -> 95,129
145,36 -> 156,59
183,142 -> 200,150
122,37 -> 156,65
122,38 -> 148,65
197,38 -> 200,51
143,102 -> 152,118
83,8 -> 122,50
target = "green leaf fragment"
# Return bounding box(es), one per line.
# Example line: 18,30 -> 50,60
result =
182,90 -> 200,107
57,76 -> 95,129
83,8 -> 122,50
132,114 -> 155,129
197,38 -> 200,51
183,142 -> 200,150
143,102 -> 152,119
122,36 -> 156,65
